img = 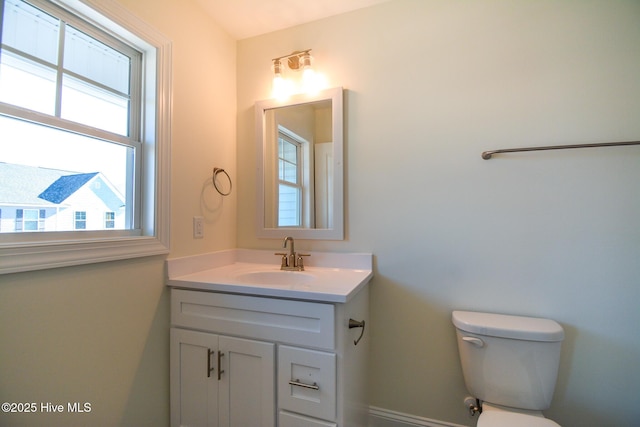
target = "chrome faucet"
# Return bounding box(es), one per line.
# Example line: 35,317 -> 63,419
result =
275,236 -> 310,271
283,236 -> 295,266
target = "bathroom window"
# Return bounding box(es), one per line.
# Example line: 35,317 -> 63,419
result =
1,0 -> 137,231
0,0 -> 171,274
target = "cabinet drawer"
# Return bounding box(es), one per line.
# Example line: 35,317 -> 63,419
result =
278,346 -> 336,421
279,411 -> 337,427
171,289 -> 335,349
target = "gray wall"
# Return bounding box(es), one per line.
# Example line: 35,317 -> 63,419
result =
237,1 -> 640,425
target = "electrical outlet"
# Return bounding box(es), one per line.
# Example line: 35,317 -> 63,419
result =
193,216 -> 204,238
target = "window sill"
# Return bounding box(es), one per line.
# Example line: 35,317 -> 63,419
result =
0,235 -> 169,274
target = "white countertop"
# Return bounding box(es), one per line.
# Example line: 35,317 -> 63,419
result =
166,249 -> 373,303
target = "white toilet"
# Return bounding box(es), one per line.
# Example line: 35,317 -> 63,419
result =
452,310 -> 564,427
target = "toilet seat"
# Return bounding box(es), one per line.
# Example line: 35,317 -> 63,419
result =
478,410 -> 561,427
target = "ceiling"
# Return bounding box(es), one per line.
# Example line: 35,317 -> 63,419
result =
193,0 -> 392,40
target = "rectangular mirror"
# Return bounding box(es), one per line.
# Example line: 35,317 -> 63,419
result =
255,87 -> 343,240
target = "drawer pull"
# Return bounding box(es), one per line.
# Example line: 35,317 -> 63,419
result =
289,379 -> 320,391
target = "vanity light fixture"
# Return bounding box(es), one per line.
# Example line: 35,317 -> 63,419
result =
271,49 -> 326,100
272,58 -> 290,100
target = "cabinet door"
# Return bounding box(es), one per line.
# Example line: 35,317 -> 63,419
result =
218,336 -> 275,427
170,328 -> 219,427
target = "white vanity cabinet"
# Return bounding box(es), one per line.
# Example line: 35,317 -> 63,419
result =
170,329 -> 275,427
169,285 -> 369,427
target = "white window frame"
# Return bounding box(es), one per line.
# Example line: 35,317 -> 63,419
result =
277,130 -> 303,227
0,0 -> 171,274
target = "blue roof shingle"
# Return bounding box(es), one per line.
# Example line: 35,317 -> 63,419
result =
38,172 -> 99,204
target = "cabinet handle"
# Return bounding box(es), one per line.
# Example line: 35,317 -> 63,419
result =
217,351 -> 225,380
207,349 -> 214,378
288,379 -> 319,391
349,318 -> 366,346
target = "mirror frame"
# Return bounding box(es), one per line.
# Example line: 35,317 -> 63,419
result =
255,86 -> 344,240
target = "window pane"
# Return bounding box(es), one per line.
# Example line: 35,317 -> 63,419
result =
279,138 -> 298,163
61,74 -> 129,135
2,0 -> 60,64
0,52 -> 57,115
278,184 -> 300,227
281,161 -> 297,183
278,138 -> 299,184
0,115 -> 133,232
64,25 -> 130,94
23,209 -> 38,231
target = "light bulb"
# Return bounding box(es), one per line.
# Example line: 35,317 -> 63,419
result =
272,59 -> 291,100
272,75 -> 294,100
302,67 -> 316,92
299,52 -> 316,94
272,75 -> 286,100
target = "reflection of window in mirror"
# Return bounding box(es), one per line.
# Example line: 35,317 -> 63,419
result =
276,126 -> 313,228
277,129 -> 302,227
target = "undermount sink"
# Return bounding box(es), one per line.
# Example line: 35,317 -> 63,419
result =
233,270 -> 315,286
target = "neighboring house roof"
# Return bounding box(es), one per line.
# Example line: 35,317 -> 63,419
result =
0,163 -> 68,206
38,172 -> 99,204
0,163 -> 124,208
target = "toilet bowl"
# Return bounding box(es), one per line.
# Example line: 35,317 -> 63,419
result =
452,311 -> 564,427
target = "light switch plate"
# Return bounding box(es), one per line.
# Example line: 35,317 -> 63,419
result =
193,216 -> 204,238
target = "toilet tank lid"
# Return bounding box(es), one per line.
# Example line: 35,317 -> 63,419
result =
452,311 -> 564,342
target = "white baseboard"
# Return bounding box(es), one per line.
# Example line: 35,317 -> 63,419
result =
369,406 -> 470,427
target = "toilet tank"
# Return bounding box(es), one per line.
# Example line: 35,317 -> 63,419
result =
452,311 -> 564,411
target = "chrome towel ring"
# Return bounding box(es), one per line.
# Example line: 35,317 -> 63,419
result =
213,167 -> 232,196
